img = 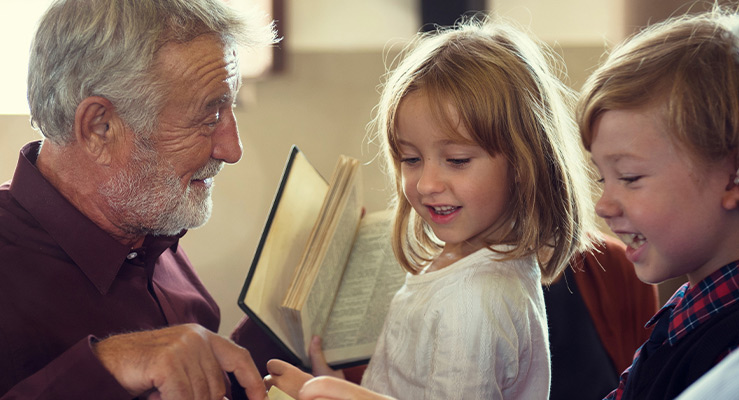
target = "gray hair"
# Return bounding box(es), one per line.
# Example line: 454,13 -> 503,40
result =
28,0 -> 277,144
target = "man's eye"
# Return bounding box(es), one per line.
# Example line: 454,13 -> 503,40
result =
206,111 -> 221,128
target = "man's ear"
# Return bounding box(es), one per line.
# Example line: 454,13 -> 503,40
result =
73,96 -> 120,166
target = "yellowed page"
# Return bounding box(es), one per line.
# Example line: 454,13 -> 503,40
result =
321,210 -> 406,365
283,157 -> 356,305
268,386 -> 295,400
297,174 -> 363,357
242,150 -> 328,360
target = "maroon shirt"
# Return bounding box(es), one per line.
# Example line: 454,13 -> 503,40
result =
0,141 -> 221,398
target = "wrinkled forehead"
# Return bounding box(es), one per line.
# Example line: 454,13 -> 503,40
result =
153,34 -> 241,115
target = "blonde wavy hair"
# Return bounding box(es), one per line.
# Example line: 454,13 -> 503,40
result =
370,16 -> 597,283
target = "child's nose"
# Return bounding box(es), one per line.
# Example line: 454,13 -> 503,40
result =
594,190 -> 621,220
416,163 -> 444,195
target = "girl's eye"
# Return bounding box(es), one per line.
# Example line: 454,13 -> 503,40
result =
620,175 -> 642,184
448,158 -> 470,166
400,157 -> 420,165
596,177 -> 605,184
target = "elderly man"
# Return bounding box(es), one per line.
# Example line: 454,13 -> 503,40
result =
0,0 -> 276,398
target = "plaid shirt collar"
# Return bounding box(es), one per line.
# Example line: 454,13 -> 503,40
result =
646,260 -> 739,346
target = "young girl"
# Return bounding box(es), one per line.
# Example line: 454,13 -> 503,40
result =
266,16 -> 596,399
576,7 -> 739,400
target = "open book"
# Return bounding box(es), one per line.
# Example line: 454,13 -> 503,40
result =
267,386 -> 295,400
238,145 -> 405,370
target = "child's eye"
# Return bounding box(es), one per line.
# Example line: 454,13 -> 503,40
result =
400,157 -> 420,165
597,175 -> 642,185
620,175 -> 642,184
447,158 -> 470,166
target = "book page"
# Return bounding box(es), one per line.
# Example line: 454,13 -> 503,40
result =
268,386 -> 295,400
241,148 -> 328,359
283,156 -> 358,304
297,179 -> 363,354
321,210 -> 406,365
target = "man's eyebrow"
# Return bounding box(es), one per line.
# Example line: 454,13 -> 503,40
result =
206,94 -> 230,109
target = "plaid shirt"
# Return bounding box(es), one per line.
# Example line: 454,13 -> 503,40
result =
604,260 -> 739,400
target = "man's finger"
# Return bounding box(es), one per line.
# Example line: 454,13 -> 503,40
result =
210,334 -> 267,400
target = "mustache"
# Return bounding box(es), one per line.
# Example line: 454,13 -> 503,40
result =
192,159 -> 224,180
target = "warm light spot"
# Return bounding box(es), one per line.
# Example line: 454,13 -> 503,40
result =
0,0 -> 274,115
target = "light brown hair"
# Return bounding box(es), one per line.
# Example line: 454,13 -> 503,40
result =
371,16 -> 596,282
577,6 -> 739,164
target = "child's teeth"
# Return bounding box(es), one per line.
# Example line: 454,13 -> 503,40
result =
433,206 -> 457,215
619,233 -> 646,249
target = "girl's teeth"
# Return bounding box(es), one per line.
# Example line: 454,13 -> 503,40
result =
432,206 -> 458,215
619,233 -> 646,249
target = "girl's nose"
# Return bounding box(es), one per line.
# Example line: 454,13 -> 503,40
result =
416,163 -> 444,195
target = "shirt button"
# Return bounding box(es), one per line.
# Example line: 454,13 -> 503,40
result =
127,252 -> 138,260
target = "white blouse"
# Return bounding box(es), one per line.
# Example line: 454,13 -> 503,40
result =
361,247 -> 550,399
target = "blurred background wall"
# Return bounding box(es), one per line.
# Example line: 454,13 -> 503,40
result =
0,0 -> 715,333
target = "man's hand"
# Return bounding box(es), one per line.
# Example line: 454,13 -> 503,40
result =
93,323 -> 267,400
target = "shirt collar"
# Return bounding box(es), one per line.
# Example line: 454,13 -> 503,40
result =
10,141 -> 185,294
646,260 -> 739,345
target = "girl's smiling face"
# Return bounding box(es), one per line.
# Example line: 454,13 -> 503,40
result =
590,103 -> 738,286
396,91 -> 512,262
